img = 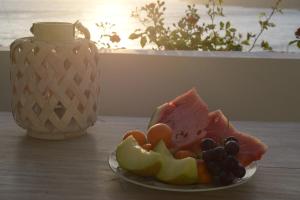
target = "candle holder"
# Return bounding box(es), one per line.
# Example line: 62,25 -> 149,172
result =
9,22 -> 100,140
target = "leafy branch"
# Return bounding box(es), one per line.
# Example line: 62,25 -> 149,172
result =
288,27 -> 300,49
129,0 -> 284,52
96,22 -> 121,49
248,0 -> 283,52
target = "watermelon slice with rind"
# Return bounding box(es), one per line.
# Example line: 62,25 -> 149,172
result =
149,89 -> 267,167
206,110 -> 268,166
149,88 -> 209,151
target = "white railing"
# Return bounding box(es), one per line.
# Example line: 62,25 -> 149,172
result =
1,47 -> 300,121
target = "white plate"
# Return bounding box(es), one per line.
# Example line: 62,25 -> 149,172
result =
108,151 -> 257,192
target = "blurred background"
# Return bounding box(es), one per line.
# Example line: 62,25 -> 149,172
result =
0,0 -> 299,51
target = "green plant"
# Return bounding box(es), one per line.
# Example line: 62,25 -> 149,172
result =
96,22 -> 121,49
248,0 -> 283,51
129,0 -> 283,51
288,27 -> 300,49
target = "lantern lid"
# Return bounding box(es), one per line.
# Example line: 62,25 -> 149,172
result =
30,22 -> 75,42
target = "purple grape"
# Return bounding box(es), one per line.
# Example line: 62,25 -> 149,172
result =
223,155 -> 239,170
206,161 -> 222,175
233,164 -> 246,178
224,136 -> 239,144
213,146 -> 227,162
225,140 -> 240,156
202,150 -> 215,162
201,138 -> 217,151
213,176 -> 221,186
219,171 -> 235,185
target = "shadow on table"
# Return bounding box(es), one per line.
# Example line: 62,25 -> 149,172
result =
13,132 -> 104,199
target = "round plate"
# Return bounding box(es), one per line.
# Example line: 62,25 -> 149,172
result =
108,151 -> 257,192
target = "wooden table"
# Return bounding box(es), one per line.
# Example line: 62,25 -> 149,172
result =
0,112 -> 299,200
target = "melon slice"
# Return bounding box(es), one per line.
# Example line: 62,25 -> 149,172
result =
154,141 -> 198,185
116,136 -> 162,176
205,110 -> 268,166
149,88 -> 209,151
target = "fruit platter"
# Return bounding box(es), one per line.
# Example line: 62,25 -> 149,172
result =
109,89 -> 267,191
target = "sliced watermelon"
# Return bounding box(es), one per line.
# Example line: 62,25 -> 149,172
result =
149,89 -> 267,166
205,110 -> 268,166
149,88 -> 209,151
205,110 -> 235,144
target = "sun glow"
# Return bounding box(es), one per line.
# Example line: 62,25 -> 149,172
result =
82,0 -> 140,48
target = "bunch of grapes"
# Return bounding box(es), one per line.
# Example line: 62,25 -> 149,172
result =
201,137 -> 246,186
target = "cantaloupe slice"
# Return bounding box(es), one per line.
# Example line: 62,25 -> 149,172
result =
154,141 -> 198,185
116,136 -> 161,176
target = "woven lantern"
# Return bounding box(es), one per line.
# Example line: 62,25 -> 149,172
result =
9,22 -> 100,140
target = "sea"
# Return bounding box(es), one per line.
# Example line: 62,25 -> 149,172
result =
0,0 -> 299,52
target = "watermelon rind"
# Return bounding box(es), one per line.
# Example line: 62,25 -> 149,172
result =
148,103 -> 168,129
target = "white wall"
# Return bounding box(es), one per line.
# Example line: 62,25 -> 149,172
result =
1,47 -> 300,121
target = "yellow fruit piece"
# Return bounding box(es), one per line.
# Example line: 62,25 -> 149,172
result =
153,141 -> 198,185
116,136 -> 161,176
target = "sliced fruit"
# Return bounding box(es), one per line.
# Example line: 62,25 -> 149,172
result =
225,140 -> 239,156
197,160 -> 212,184
142,143 -> 153,151
147,123 -> 172,147
232,164 -> 246,178
205,110 -> 267,166
174,150 -> 196,159
148,88 -> 209,152
116,136 -> 161,176
219,171 -> 235,186
201,138 -> 217,151
123,130 -> 147,146
153,141 -> 198,185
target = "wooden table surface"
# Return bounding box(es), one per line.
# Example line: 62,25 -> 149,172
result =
0,112 -> 299,200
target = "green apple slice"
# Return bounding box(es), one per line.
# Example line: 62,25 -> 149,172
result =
116,136 -> 162,176
154,141 -> 198,185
